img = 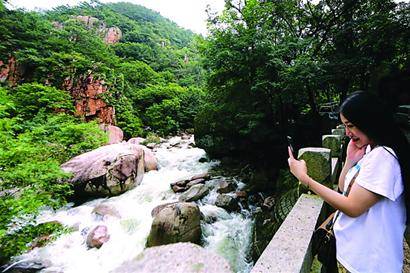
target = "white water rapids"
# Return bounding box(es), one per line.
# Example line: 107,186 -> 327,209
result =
13,136 -> 254,273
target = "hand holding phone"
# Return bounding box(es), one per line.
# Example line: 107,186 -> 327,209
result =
287,135 -> 296,158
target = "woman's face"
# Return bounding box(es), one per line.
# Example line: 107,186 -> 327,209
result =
340,113 -> 374,149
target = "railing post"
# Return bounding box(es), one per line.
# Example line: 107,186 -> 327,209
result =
297,148 -> 331,194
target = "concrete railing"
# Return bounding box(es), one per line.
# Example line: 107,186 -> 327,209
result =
251,127 -> 345,273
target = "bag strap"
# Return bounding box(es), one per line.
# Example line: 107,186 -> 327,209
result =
326,165 -> 360,230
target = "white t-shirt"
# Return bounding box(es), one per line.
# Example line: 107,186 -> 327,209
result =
334,145 -> 406,273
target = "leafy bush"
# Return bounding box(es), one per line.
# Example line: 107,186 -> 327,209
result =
12,83 -> 73,118
0,87 -> 107,262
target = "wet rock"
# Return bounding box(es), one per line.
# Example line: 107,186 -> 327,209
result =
112,243 -> 232,273
0,261 -> 47,273
146,203 -> 201,247
142,147 -> 157,172
92,204 -> 121,219
215,194 -> 239,212
190,173 -> 210,181
151,202 -> 178,217
171,184 -> 186,193
216,180 -> 236,194
61,143 -> 145,197
186,178 -> 205,188
86,225 -> 110,249
178,184 -> 209,202
235,191 -> 247,199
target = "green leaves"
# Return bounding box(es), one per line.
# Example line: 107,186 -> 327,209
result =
12,83 -> 73,118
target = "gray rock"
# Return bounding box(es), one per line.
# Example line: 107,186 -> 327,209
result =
61,143 -> 145,197
112,242 -> 232,273
216,180 -> 236,194
190,173 -> 210,181
146,203 -> 201,247
215,194 -> 239,211
151,202 -> 178,217
178,184 -> 209,202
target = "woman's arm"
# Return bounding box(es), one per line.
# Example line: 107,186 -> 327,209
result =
302,174 -> 380,217
288,146 -> 380,217
338,140 -> 367,191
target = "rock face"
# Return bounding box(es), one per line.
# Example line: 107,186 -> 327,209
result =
146,203 -> 201,247
74,16 -> 122,45
112,243 -> 232,273
61,143 -> 145,197
64,74 -> 115,125
86,225 -> 110,248
104,26 -> 122,44
0,56 -> 18,85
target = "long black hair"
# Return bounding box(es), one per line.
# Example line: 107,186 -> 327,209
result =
340,91 -> 410,223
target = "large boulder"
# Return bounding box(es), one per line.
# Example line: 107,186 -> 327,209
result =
146,203 -> 201,247
112,243 -> 232,273
61,143 -> 144,197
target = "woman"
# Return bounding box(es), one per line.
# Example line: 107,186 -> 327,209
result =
288,91 -> 410,273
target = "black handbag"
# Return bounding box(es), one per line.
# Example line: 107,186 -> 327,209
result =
312,170 -> 360,273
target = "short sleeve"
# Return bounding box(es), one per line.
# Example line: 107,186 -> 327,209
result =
356,147 -> 403,201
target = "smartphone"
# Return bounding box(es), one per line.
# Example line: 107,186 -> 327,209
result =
287,135 -> 296,157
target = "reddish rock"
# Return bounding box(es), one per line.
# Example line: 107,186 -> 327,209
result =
100,124 -> 123,144
104,27 -> 122,44
0,56 -> 18,85
66,74 -> 115,125
86,225 -> 110,249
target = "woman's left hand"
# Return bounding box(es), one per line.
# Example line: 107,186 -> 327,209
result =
288,147 -> 308,183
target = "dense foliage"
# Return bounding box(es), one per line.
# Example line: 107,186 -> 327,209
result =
0,84 -> 108,263
196,0 -> 409,167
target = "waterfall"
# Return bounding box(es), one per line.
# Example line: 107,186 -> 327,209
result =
12,136 -> 254,273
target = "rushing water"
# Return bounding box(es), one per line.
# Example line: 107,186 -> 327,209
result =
11,136 -> 254,273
